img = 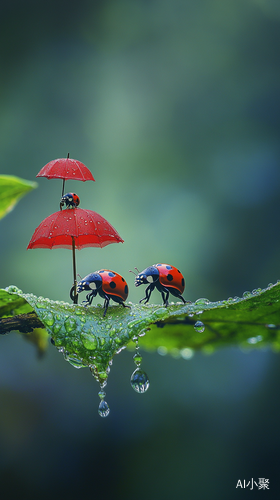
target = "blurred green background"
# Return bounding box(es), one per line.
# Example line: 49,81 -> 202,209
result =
1,0 -> 280,498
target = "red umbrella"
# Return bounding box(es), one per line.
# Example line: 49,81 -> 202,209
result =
36,154 -> 95,196
27,208 -> 124,303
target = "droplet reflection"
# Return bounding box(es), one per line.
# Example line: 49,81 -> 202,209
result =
98,400 -> 110,417
130,368 -> 150,393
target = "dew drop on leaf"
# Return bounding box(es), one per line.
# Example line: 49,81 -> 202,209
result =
195,298 -> 210,305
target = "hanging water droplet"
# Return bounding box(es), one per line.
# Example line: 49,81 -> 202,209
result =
266,323 -> 277,329
133,353 -> 142,366
243,291 -> 252,298
98,400 -> 110,417
98,390 -> 106,400
194,320 -> 205,333
130,368 -> 150,393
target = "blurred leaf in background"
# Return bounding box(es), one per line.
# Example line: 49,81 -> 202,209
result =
0,175 -> 37,219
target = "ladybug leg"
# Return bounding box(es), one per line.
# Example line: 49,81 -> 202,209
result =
161,288 -> 170,307
139,284 -> 154,304
103,294 -> 110,317
121,302 -> 131,310
177,294 -> 187,304
83,290 -> 97,306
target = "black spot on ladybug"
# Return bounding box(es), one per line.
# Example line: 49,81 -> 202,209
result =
166,265 -> 172,270
110,281 -> 116,288
124,284 -> 128,294
108,272 -> 115,277
121,277 -> 125,281
167,274 -> 173,281
182,278 -> 185,287
178,269 -> 181,274
157,264 -> 162,266
99,270 -> 104,273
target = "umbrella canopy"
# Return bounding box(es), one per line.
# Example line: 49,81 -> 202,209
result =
27,208 -> 124,250
36,156 -> 95,182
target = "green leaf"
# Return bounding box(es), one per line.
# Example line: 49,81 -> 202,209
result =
1,282 -> 280,383
0,175 -> 37,219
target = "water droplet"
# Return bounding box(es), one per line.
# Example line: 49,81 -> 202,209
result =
42,311 -> 55,326
195,298 -> 210,306
81,333 -> 97,350
266,323 -> 277,329
64,317 -> 76,332
133,353 -> 142,366
5,285 -> 23,294
194,321 -> 205,333
67,355 -> 87,368
252,288 -> 262,295
98,400 -> 110,417
98,390 -> 106,400
116,346 -> 127,353
243,291 -> 252,298
138,331 -> 146,337
130,368 -> 150,393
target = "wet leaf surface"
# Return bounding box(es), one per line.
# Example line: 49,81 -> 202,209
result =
1,282 -> 280,381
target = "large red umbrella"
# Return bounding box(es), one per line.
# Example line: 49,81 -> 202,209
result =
36,154 -> 95,196
27,208 -> 124,303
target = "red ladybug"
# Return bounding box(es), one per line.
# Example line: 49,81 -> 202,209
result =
70,269 -> 129,316
60,192 -> 80,210
134,263 -> 186,306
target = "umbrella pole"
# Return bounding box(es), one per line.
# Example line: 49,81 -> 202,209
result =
71,236 -> 78,304
62,178 -> 65,197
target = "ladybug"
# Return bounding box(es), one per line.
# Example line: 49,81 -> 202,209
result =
134,263 -> 186,306
70,269 -> 129,316
60,192 -> 80,210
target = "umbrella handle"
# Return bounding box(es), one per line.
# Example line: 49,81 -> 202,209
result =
71,236 -> 78,304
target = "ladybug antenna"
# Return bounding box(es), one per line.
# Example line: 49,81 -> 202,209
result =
129,267 -> 140,276
77,273 -> 82,280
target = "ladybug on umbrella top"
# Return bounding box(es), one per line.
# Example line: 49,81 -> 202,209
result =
132,263 -> 187,306
60,192 -> 80,210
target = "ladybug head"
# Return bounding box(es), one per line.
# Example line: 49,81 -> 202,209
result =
77,273 -> 102,293
60,192 -> 80,210
133,266 -> 159,287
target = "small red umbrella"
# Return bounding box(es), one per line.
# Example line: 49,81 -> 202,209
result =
27,208 -> 124,303
36,154 -> 95,196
